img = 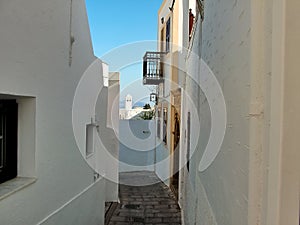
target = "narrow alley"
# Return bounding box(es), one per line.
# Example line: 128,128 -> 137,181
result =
0,0 -> 299,224
106,171 -> 181,225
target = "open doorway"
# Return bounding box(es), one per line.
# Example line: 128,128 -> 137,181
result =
170,90 -> 181,199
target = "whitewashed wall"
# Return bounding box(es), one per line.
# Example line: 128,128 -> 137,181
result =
181,0 -> 300,225
119,120 -> 156,172
104,72 -> 120,202
0,0 -> 108,224
155,128 -> 170,186
95,81 -> 119,202
181,0 -> 252,224
209,0 -> 249,221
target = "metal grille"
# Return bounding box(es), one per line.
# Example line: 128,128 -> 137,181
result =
143,51 -> 165,85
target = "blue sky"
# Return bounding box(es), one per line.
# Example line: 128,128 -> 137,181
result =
85,0 -> 162,105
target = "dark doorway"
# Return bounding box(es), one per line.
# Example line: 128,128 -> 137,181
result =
0,100 -> 18,184
171,108 -> 180,199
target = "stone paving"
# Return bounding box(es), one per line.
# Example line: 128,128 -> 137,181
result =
106,171 -> 182,225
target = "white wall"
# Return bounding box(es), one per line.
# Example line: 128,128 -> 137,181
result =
105,72 -> 120,202
182,0 -> 252,224
154,139 -> 171,186
119,120 -> 156,172
0,0 -> 108,224
95,81 -> 119,202
181,0 -> 300,225
119,108 -> 145,120
36,178 -> 106,225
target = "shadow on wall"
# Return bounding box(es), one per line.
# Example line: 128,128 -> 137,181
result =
119,120 -> 156,172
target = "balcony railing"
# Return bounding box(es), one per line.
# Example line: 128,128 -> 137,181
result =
143,51 -> 165,85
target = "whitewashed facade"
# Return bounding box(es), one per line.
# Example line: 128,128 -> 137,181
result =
0,0 -> 119,224
153,0 -> 300,225
180,0 -> 300,225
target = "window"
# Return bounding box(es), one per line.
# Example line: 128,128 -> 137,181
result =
0,96 -> 36,199
189,9 -> 195,40
86,124 -> 94,158
163,107 -> 168,144
196,0 -> 204,21
187,112 -> 191,171
159,28 -> 165,77
166,18 -> 171,52
0,100 -> 18,184
160,28 -> 165,52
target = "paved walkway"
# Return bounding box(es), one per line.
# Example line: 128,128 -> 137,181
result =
106,171 -> 182,225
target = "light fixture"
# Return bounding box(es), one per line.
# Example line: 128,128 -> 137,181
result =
150,93 -> 158,104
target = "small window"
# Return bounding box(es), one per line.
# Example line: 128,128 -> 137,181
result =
196,0 -> 204,21
163,108 -> 168,144
166,18 -> 171,52
86,124 -> 94,158
189,9 -> 195,40
160,28 -> 165,52
0,100 -> 18,184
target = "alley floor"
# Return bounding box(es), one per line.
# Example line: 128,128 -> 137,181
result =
105,171 -> 182,225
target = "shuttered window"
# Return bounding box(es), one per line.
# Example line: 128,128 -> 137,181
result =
166,18 -> 171,52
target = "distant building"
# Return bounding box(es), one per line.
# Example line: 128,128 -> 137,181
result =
120,95 -> 153,120
125,94 -> 133,110
119,108 -> 143,120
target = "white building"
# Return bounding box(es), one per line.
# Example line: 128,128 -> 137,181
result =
119,95 -> 153,120
147,0 -> 300,225
180,0 -> 299,224
125,94 -> 133,110
119,107 -> 145,120
0,0 -> 119,224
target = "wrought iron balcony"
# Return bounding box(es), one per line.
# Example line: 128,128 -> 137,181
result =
143,51 -> 165,85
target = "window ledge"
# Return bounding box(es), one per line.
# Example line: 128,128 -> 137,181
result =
0,177 -> 36,201
86,152 -> 95,159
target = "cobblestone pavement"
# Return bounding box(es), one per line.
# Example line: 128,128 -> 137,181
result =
106,171 -> 182,225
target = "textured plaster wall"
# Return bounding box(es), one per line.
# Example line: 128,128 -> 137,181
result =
155,140 -> 170,186
96,85 -> 119,202
95,71 -> 120,202
181,17 -> 218,225
105,72 -> 120,202
200,0 -> 251,223
181,0 -> 252,224
119,120 -> 156,172
0,0 -> 106,224
39,178 -> 105,225
175,0 -> 299,224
